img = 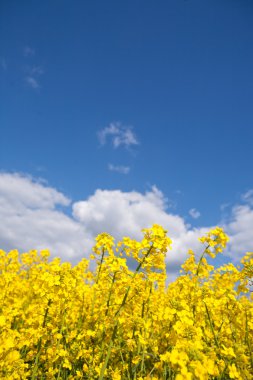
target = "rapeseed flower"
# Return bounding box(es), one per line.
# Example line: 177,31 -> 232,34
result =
0,225 -> 252,379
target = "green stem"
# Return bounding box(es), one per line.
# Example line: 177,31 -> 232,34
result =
114,245 -> 154,318
96,247 -> 105,284
99,271 -> 118,362
31,299 -> 51,380
196,244 -> 210,276
245,311 -> 253,369
99,321 -> 118,380
193,244 -> 211,320
203,301 -> 220,349
99,244 -> 154,379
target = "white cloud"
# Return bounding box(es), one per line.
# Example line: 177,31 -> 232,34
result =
242,189 -> 253,206
108,164 -> 130,174
72,186 -> 206,269
0,173 -> 70,209
98,122 -> 139,148
72,186 -> 186,239
0,173 -> 252,275
23,46 -> 35,57
189,208 -> 201,219
225,205 -> 253,261
0,173 -> 90,262
0,175 -> 192,271
24,66 -> 44,89
25,76 -> 40,89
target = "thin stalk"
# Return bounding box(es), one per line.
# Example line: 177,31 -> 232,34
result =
193,244 -> 210,320
196,244 -> 210,276
99,271 -> 118,362
56,307 -> 67,378
105,271 -> 117,316
96,247 -> 105,284
115,244 -> 154,318
245,311 -> 253,369
99,244 -> 154,379
31,299 -> 51,380
99,321 -> 118,380
203,301 -> 220,349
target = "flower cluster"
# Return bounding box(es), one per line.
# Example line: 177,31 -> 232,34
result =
0,225 -> 252,379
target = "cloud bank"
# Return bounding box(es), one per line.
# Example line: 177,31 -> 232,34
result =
0,173 -> 252,273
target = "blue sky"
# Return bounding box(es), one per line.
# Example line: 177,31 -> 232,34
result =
0,0 -> 253,276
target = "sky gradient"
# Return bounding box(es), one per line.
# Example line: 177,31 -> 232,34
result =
1,0 -> 253,277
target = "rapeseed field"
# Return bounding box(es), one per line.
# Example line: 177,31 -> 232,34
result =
0,225 -> 252,379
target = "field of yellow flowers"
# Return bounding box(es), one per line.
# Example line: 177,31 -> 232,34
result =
0,225 -> 252,379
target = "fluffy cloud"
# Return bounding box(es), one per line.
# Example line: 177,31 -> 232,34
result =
73,186 -> 185,239
0,173 -> 70,209
73,187 -> 211,269
97,122 -> 139,149
0,173 -> 252,275
0,173 -> 90,262
225,205 -> 253,261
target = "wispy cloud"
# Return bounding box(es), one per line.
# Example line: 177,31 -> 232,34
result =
189,208 -> 201,219
220,203 -> 230,212
1,58 -> 7,70
98,122 -> 139,149
242,189 -> 253,206
24,62 -> 44,90
23,46 -> 35,57
108,164 -> 130,174
25,76 -> 40,89
30,66 -> 44,75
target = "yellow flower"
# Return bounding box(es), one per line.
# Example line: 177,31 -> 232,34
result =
0,315 -> 6,327
0,226 -> 251,379
229,363 -> 240,379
